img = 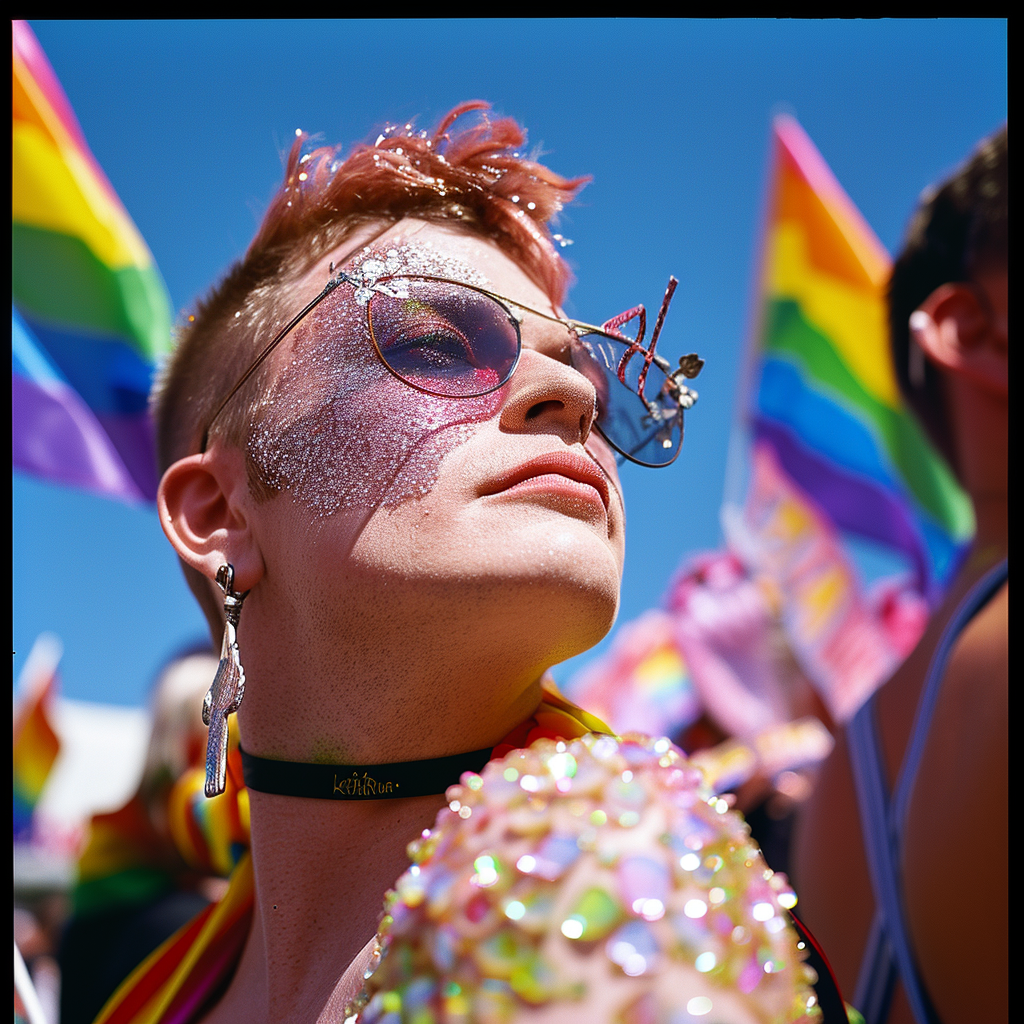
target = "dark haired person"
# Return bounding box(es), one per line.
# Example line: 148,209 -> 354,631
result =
793,126 -> 1008,1024
96,103 -> 833,1024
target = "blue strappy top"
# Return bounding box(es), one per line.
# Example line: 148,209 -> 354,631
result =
846,559 -> 1008,1024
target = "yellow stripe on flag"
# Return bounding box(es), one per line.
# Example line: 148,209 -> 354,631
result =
13,52 -> 152,271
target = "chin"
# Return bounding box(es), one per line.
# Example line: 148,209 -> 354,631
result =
500,544 -> 623,666
546,586 -> 620,664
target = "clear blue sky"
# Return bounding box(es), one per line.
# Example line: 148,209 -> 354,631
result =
14,19 -> 1006,706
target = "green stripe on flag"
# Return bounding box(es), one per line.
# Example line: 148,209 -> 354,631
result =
763,298 -> 974,539
13,221 -> 172,362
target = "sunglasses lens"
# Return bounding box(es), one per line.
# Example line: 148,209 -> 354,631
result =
571,333 -> 683,467
367,279 -> 519,397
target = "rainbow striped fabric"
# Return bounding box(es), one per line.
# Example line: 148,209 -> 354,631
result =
73,714 -> 250,920
747,116 -> 973,606
13,635 -> 62,840
13,20 -> 172,503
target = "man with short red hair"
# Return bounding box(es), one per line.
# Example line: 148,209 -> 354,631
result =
97,104 -> 831,1024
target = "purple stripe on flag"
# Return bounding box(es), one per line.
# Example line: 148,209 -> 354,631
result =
753,417 -> 932,596
96,411 -> 161,501
13,372 -> 146,503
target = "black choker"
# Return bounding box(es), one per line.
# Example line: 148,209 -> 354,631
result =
239,745 -> 494,800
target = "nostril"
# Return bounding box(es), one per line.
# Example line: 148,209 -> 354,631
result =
525,399 -> 564,421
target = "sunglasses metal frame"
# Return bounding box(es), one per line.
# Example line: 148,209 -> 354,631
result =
199,270 -> 703,467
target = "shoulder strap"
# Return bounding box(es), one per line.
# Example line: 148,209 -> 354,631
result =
847,700 -> 901,1024
890,559 -> 1008,829
847,559 -> 1007,1024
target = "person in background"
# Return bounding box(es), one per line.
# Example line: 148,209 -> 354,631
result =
58,645 -> 243,1024
14,897 -> 64,1024
792,125 -> 1008,1024
667,553 -> 835,872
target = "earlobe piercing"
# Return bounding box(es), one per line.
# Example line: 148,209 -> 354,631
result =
908,311 -> 929,388
203,564 -> 249,797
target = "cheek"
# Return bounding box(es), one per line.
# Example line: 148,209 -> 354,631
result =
250,360 -> 503,518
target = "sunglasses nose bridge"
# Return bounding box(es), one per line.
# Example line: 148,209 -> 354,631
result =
509,302 -> 578,366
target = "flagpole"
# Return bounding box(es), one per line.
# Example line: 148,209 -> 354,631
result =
15,633 -> 63,703
15,942 -> 49,1024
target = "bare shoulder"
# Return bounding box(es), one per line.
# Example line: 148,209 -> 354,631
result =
903,579 -> 1007,1024
939,578 -> 1007,708
909,578 -> 1007,799
343,734 -> 824,1023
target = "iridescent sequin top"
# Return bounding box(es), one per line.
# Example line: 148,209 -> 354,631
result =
347,733 -> 822,1023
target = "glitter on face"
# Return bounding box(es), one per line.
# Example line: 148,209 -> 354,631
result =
247,242 -> 503,518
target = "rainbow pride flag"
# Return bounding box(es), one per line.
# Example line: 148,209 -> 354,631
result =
568,610 -> 701,740
13,20 -> 172,503
740,115 -> 973,606
13,634 -> 63,841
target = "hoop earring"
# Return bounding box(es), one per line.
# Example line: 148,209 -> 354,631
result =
202,564 -> 249,797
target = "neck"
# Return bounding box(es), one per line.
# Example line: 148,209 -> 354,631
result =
234,573 -> 550,765
209,791 -> 444,1022
208,650 -> 549,1022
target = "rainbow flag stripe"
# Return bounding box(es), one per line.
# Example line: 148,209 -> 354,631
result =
13,637 -> 62,839
12,20 -> 172,502
751,116 -> 973,603
567,610 -> 701,741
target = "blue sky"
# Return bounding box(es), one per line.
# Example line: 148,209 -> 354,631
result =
14,19 -> 1006,706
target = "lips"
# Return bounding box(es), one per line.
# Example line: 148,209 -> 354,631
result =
482,450 -> 611,514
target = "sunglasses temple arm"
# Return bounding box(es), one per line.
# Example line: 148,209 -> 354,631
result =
647,276 -> 678,357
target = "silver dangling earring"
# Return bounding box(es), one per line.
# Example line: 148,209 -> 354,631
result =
202,564 -> 249,797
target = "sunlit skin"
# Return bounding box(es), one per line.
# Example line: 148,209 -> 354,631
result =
158,219 -> 627,1022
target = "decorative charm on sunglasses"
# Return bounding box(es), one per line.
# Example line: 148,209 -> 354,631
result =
203,564 -> 249,797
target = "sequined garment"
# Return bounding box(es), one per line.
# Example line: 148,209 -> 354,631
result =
349,733 -> 822,1024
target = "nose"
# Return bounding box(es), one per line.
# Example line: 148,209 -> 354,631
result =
498,345 -> 598,448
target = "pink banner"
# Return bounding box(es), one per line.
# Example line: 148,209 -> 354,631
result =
731,442 -> 926,723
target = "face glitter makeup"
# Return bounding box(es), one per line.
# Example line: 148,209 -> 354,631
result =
247,241 -> 502,518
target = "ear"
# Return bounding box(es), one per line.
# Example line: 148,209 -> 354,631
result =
909,283 -> 1008,398
157,445 -> 265,594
